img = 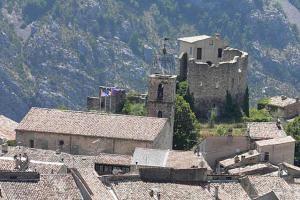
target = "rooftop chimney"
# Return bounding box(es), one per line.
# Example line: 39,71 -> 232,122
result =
215,186 -> 219,200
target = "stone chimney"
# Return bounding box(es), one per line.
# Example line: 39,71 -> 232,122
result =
215,186 -> 219,200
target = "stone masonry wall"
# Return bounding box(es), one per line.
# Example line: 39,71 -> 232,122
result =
187,47 -> 248,117
16,131 -> 153,155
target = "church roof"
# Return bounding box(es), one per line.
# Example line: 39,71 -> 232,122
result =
16,107 -> 168,141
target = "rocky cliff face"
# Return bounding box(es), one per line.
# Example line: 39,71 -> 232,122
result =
0,0 -> 299,121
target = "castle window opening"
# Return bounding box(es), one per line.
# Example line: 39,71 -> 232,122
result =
59,140 -> 64,146
197,48 -> 202,60
158,111 -> 163,118
189,47 -> 193,55
157,83 -> 164,101
29,140 -> 34,148
218,48 -> 223,58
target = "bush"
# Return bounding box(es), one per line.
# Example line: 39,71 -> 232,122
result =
122,100 -> 146,116
216,126 -> 227,136
243,108 -> 272,122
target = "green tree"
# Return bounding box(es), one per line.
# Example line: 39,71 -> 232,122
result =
286,116 -> 300,160
243,86 -> 250,117
173,95 -> 200,150
121,100 -> 146,116
224,90 -> 242,120
176,81 -> 194,110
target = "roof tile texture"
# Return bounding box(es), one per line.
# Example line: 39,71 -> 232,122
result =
17,108 -> 168,141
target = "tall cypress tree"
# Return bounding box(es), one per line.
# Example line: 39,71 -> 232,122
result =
243,86 -> 250,117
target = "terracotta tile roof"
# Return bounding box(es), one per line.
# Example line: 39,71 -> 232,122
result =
247,122 -> 286,139
17,107 -> 168,141
209,182 -> 251,200
268,96 -> 297,108
166,150 -> 211,170
245,175 -> 296,199
132,148 -> 212,170
228,163 -> 278,176
111,179 -> 213,200
219,150 -> 260,168
3,146 -> 130,200
0,174 -> 82,200
255,136 -> 295,146
0,115 -> 18,140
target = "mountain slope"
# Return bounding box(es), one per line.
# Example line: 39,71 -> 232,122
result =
0,0 -> 300,121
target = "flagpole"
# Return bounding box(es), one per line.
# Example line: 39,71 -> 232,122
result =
110,88 -> 112,113
99,88 -> 102,113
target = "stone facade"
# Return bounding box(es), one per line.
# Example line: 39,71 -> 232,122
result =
147,74 -> 177,134
16,108 -> 173,155
16,125 -> 172,156
255,136 -> 295,165
87,86 -> 126,113
178,35 -> 248,117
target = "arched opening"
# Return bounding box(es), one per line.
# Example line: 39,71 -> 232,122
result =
158,111 -> 163,118
157,83 -> 164,101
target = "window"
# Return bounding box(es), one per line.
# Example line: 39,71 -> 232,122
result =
215,82 -> 219,89
218,48 -> 223,58
209,40 -> 214,45
264,152 -> 270,161
189,47 -> 193,55
158,111 -> 163,118
29,140 -> 34,148
197,48 -> 202,60
157,83 -> 164,101
59,140 -> 64,146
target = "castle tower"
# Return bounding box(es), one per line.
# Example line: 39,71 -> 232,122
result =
147,74 -> 177,132
177,34 -> 248,118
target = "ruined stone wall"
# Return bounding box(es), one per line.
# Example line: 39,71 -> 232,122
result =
187,48 -> 248,117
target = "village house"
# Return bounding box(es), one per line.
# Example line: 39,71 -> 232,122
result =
258,96 -> 300,120
255,136 -> 295,165
0,115 -> 18,143
15,107 -> 173,155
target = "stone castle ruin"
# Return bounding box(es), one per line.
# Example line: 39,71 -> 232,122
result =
178,34 -> 248,118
